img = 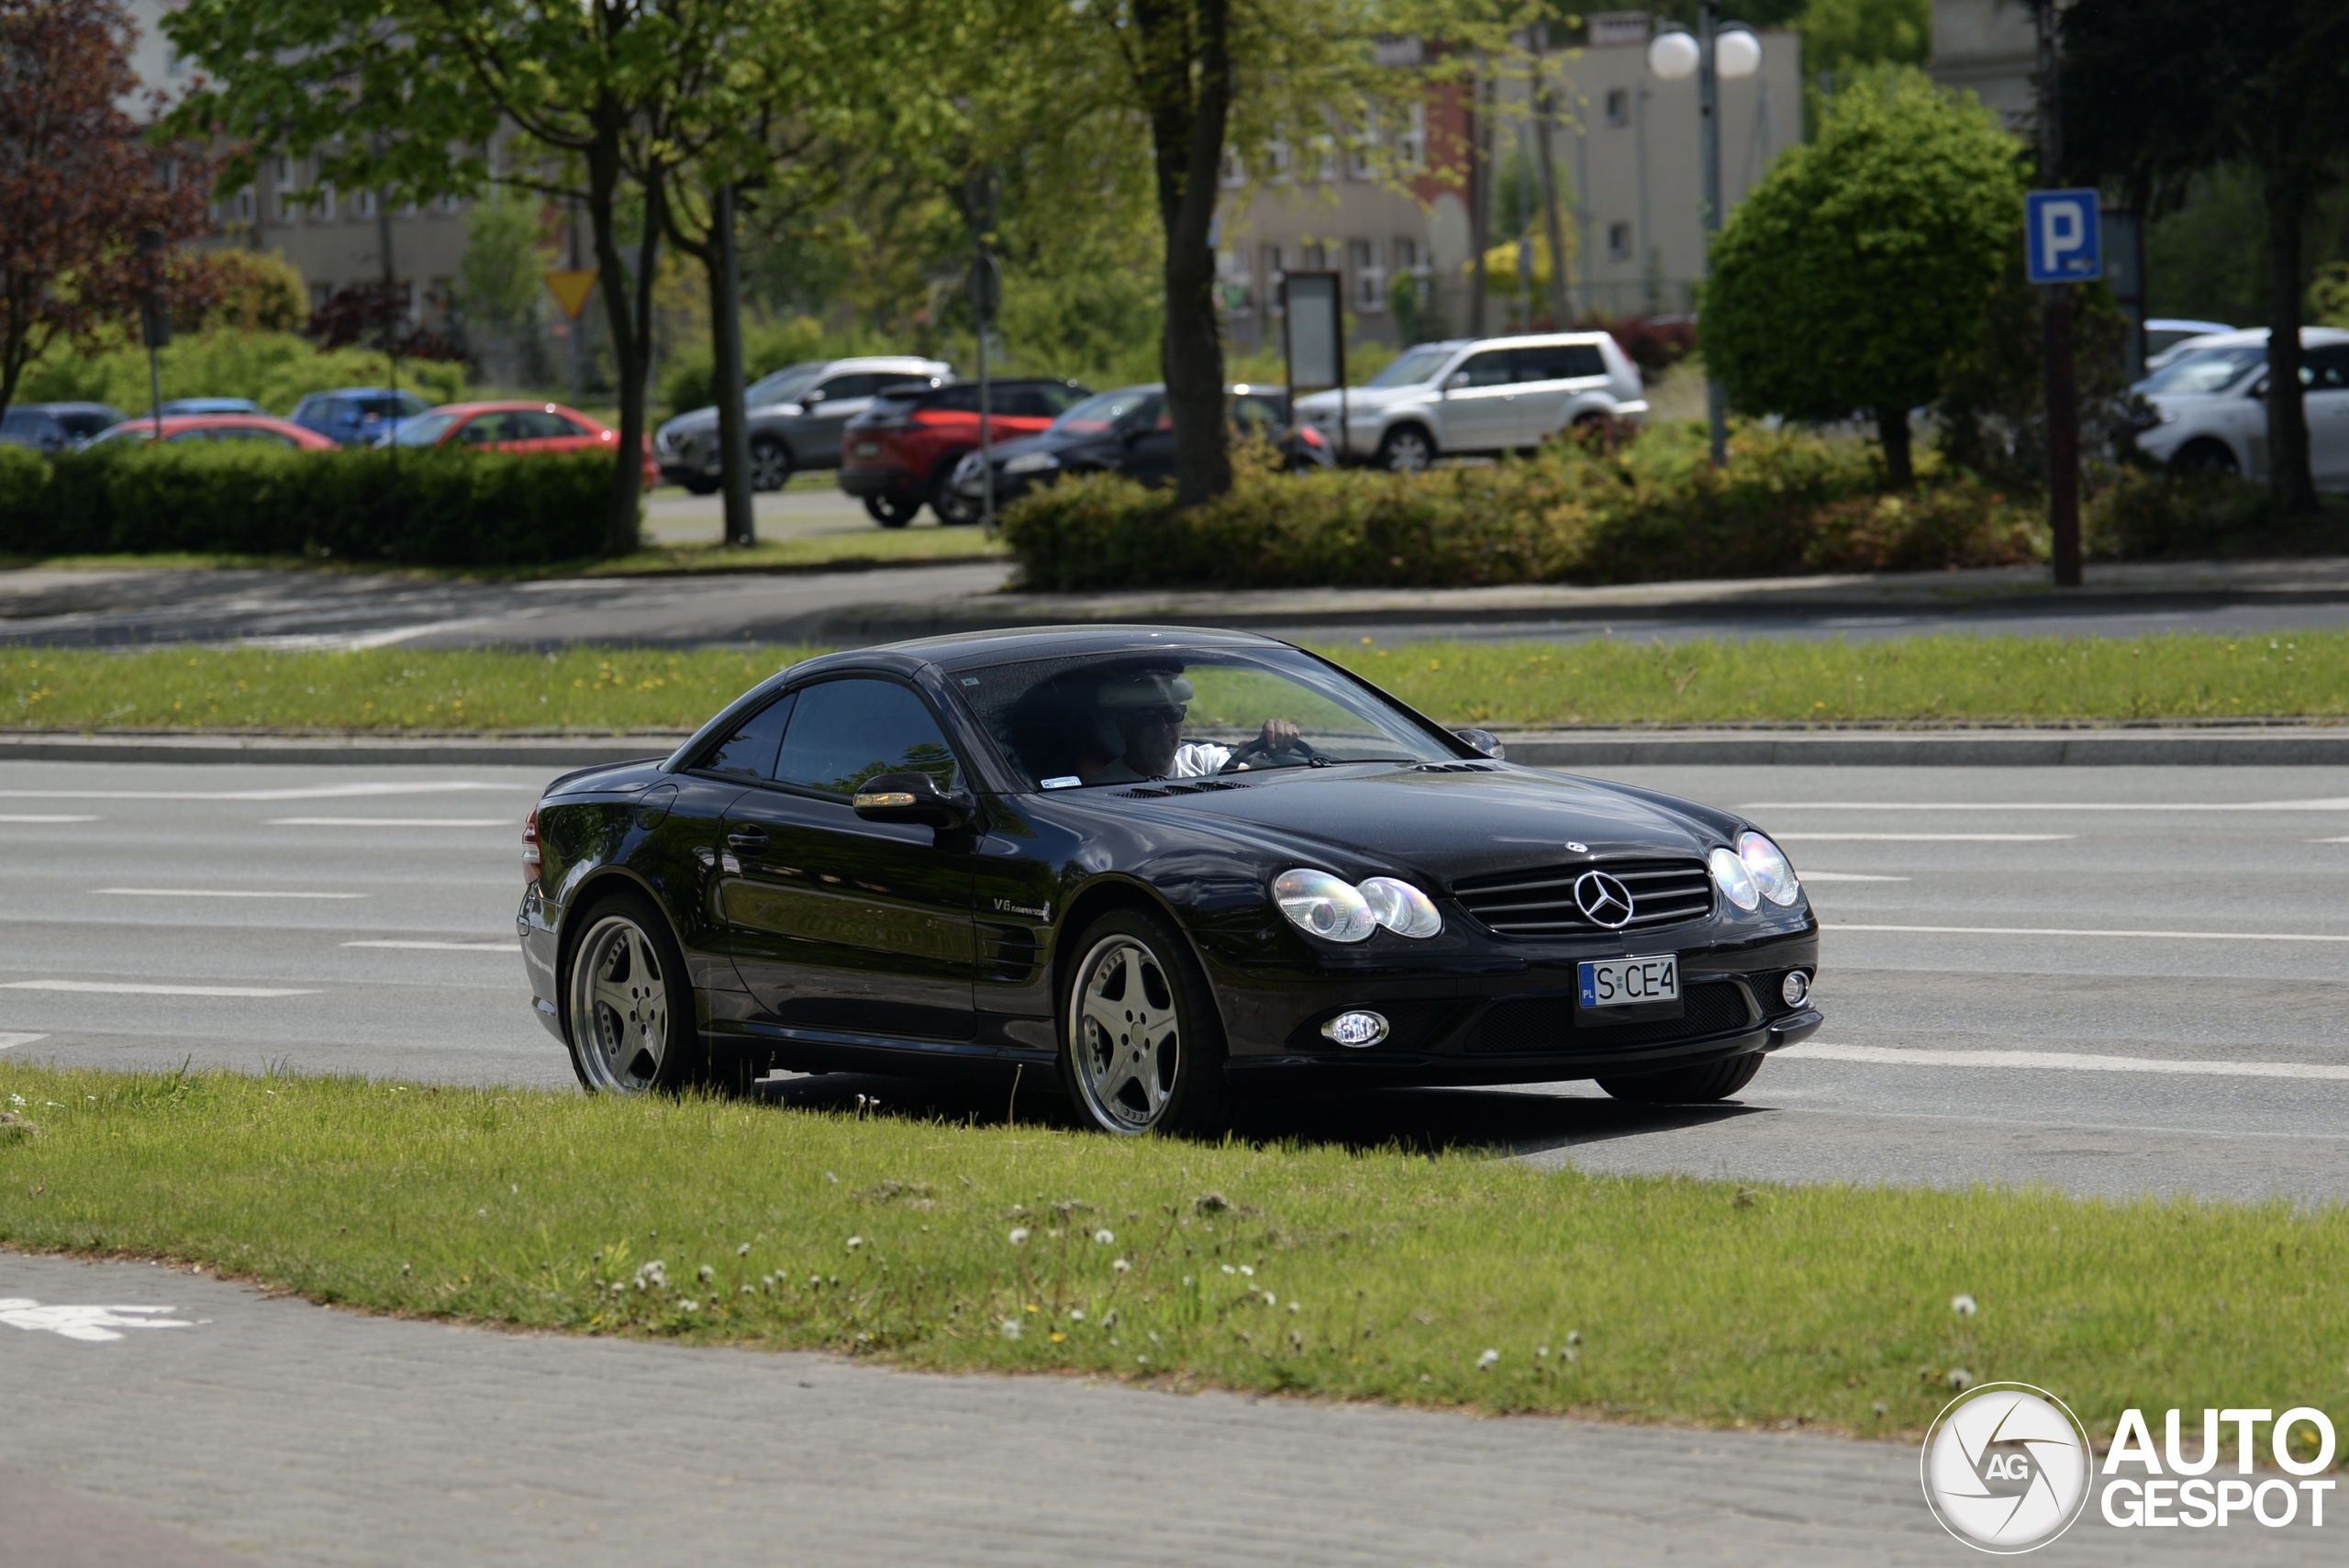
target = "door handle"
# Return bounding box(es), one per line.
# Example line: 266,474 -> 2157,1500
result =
725,827 -> 770,856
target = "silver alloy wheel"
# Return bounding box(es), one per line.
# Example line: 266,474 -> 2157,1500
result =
748,438 -> 792,491
567,913 -> 671,1094
1069,934 -> 1181,1133
1380,428 -> 1432,473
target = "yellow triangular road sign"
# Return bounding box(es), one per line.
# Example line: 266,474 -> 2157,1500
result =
543,269 -> 598,320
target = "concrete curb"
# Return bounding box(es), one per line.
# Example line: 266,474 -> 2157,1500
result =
6,726 -> 2348,768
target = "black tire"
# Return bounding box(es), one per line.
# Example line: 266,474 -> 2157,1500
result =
1376,424 -> 1435,473
2173,439 -> 2239,477
863,493 -> 920,528
560,887 -> 714,1095
748,435 -> 793,492
1060,906 -> 1232,1137
930,460 -> 981,526
1598,1051 -> 1765,1105
679,474 -> 720,496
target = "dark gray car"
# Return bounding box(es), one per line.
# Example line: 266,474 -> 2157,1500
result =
1,402 -> 129,451
654,356 -> 951,493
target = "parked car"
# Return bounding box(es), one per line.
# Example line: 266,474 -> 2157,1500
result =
1292,332 -> 1649,472
386,400 -> 658,484
519,625 -> 1821,1130
288,387 -> 433,446
88,414 -> 338,449
656,356 -> 952,494
838,377 -> 1092,526
157,397 -> 265,417
949,384 -> 1331,512
0,402 -> 129,451
2143,318 -> 2234,371
2129,327 -> 2349,487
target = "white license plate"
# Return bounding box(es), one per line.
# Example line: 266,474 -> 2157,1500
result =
852,442 -> 880,458
1577,955 -> 1679,1008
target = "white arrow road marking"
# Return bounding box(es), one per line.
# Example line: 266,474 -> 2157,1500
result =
0,783 -> 526,803
1785,1042 -> 2349,1083
1824,923 -> 2349,943
1798,873 -> 1911,883
0,1034 -> 46,1050
0,1300 -> 197,1342
342,940 -> 518,951
0,981 -> 320,997
270,817 -> 514,828
97,889 -> 366,900
0,815 -> 100,823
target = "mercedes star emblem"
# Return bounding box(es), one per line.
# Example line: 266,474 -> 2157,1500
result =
1573,870 -> 1635,929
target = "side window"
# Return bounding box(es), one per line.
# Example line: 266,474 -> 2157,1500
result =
460,415 -> 511,443
1455,350 -> 1514,387
816,373 -> 885,402
1515,343 -> 1607,381
998,388 -> 1054,418
930,384 -> 980,413
774,679 -> 958,796
1038,384 -> 1085,414
699,691 -> 796,781
1231,395 -> 1285,435
2303,347 -> 2349,391
517,410 -> 575,439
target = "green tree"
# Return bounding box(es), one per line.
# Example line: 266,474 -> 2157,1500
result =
2065,0 -> 2349,517
452,190 -> 551,385
1702,66 -> 2022,489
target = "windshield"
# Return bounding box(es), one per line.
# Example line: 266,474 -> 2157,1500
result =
955,646 -> 1457,790
1050,388 -> 1155,434
2138,345 -> 2266,396
388,412 -> 461,446
746,363 -> 824,406
1364,345 -> 1457,388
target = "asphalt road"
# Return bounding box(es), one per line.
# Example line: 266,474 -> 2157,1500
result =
4,758 -> 2347,1203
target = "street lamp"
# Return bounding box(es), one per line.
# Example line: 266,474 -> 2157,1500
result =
1648,6 -> 1759,467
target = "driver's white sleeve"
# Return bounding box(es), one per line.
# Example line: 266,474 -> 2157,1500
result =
1169,742 -> 1232,778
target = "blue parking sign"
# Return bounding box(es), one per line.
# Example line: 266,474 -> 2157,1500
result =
2026,190 -> 2102,283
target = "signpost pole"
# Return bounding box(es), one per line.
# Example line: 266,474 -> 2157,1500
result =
136,229 -> 168,440
2035,0 -> 2081,589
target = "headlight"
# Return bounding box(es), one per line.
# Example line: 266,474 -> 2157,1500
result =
1737,829 -> 1801,906
1359,876 -> 1442,938
1273,870 -> 1376,942
1709,846 -> 1759,911
1004,451 -> 1060,475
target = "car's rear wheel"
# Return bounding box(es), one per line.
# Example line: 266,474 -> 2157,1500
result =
679,474 -> 719,495
1376,425 -> 1434,473
748,435 -> 793,492
1597,1051 -> 1765,1105
930,461 -> 981,525
1061,907 -> 1231,1136
863,493 -> 920,528
2173,438 -> 2239,477
562,890 -> 706,1095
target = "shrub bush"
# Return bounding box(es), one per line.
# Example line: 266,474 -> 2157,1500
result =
998,425 -> 2047,592
0,445 -> 615,566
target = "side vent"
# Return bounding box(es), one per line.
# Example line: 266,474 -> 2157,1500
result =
977,922 -> 1040,983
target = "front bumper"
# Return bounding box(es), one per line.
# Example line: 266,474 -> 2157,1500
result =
518,884 -> 564,1042
837,464 -> 918,499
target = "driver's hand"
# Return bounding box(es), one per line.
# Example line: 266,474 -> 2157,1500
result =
1259,718 -> 1301,753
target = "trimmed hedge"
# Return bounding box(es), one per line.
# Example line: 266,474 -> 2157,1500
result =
0,443 -> 618,566
999,425 -> 2047,592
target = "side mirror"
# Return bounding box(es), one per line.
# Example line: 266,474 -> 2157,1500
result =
1453,728 -> 1506,760
1444,371 -> 1471,392
801,387 -> 826,405
852,772 -> 974,830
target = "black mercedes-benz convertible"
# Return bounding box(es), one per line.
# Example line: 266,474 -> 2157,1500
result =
518,626 -> 1821,1134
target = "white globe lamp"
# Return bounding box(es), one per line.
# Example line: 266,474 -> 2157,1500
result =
1646,28 -> 1699,82
1716,25 -> 1762,81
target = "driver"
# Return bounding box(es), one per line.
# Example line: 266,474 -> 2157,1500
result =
1073,669 -> 1300,784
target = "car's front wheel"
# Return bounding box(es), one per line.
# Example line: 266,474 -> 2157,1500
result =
562,890 -> 706,1095
1061,907 -> 1231,1136
1376,425 -> 1434,473
1597,1051 -> 1764,1105
2173,438 -> 2239,477
930,462 -> 981,525
748,435 -> 794,492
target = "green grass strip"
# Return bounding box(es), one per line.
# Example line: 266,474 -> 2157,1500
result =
3,630 -> 2342,733
0,1062 -> 2341,1452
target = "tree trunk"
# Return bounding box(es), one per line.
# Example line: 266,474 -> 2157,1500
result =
587,113 -> 655,557
2263,164 -> 2317,517
1136,0 -> 1234,508
1875,404 -> 1914,490
709,183 -> 754,548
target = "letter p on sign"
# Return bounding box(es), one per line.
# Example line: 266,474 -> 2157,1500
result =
2027,191 -> 2103,283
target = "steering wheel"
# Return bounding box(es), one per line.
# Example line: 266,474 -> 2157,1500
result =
1220,731 -> 1322,772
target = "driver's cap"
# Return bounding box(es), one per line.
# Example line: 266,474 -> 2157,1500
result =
1096,670 -> 1195,709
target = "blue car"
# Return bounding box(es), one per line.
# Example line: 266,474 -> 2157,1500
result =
157,397 -> 264,417
288,387 -> 431,447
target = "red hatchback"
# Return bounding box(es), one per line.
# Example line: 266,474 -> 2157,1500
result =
392,400 -> 658,485
837,377 -> 1089,525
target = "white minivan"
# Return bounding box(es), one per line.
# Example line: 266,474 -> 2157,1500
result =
2131,327 -> 2349,489
1292,332 -> 1648,472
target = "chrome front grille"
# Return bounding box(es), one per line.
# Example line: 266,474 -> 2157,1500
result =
1450,856 -> 1714,938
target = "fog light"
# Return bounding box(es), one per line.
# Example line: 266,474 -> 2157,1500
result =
1320,1010 -> 1389,1048
1781,971 -> 1810,1007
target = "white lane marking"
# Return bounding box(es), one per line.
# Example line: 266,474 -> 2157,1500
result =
97,888 -> 366,900
0,980 -> 320,996
269,817 -> 514,828
0,783 -> 526,803
1799,873 -> 1910,883
0,1300 -> 196,1342
1785,1041 -> 2349,1083
1825,923 -> 2349,943
1774,833 -> 2075,842
342,940 -> 518,951
0,815 -> 99,824
1746,798 -> 2349,812
2313,837 -> 2349,844
0,1034 -> 47,1050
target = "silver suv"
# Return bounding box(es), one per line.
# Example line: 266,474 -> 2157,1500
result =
1291,332 -> 1647,471
655,355 -> 950,492
2130,327 -> 2349,488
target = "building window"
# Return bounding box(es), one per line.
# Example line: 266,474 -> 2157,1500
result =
1349,239 -> 1385,312
1265,140 -> 1292,183
274,157 -> 301,222
1217,247 -> 1252,309
1312,135 -> 1338,184
317,183 -> 336,221
352,187 -> 378,220
1608,221 -> 1633,261
1392,237 -> 1423,278
1221,147 -> 1249,189
308,282 -> 334,313
1398,103 -> 1427,172
231,185 -> 256,225
1606,89 -> 1630,128
1348,110 -> 1377,181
